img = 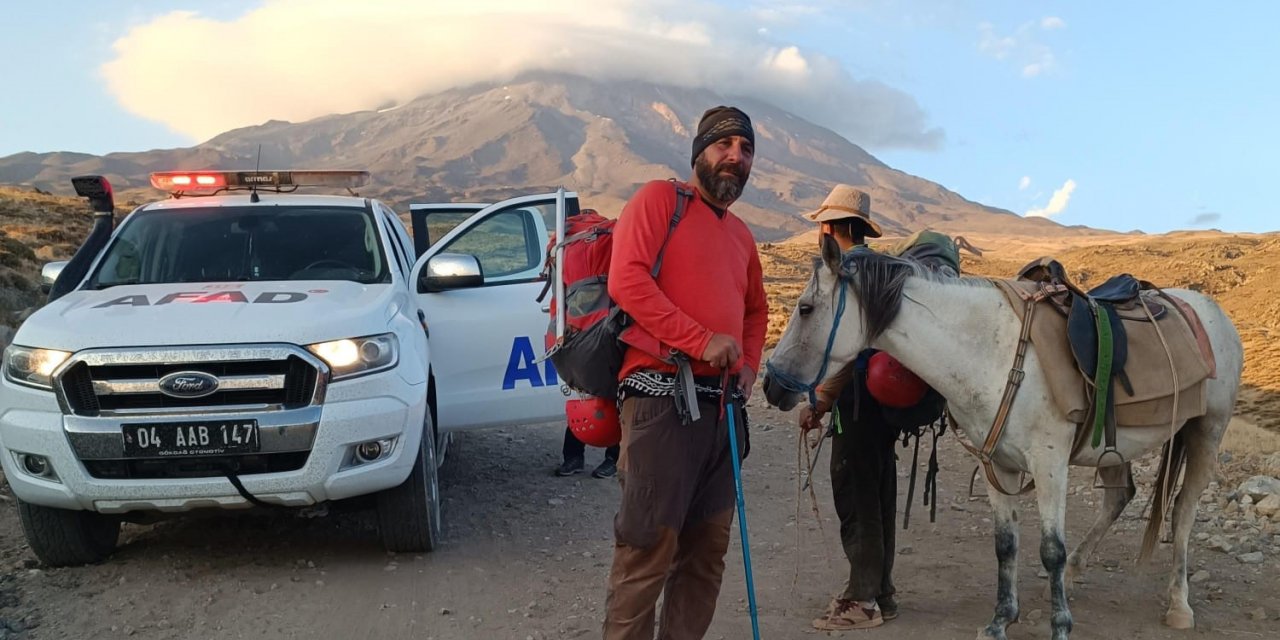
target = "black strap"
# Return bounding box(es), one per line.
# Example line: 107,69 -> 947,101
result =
223,468 -> 285,510
903,433 -> 921,530
651,183 -> 694,278
926,422 -> 941,523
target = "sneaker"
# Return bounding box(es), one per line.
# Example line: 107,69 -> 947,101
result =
555,457 -> 584,477
812,598 -> 883,631
592,458 -> 617,479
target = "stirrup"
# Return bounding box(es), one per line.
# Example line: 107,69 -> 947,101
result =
967,465 -> 984,499
1092,447 -> 1128,489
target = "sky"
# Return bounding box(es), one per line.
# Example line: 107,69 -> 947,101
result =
0,0 -> 1274,234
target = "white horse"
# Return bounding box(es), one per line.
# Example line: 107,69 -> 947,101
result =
762,238 -> 1243,640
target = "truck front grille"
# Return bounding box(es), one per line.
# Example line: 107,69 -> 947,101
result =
55,346 -> 325,417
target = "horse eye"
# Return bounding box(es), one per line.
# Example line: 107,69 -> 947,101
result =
799,304 -> 814,317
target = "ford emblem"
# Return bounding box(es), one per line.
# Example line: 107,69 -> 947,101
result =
158,371 -> 220,399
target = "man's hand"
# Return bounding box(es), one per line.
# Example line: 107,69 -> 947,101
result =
797,405 -> 825,433
737,366 -> 757,401
701,333 -> 742,369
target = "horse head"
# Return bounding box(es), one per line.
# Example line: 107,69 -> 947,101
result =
762,235 -> 867,411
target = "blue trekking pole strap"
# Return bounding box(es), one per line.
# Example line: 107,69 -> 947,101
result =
722,371 -> 762,640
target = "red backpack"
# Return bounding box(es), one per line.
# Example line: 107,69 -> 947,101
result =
540,182 -> 693,400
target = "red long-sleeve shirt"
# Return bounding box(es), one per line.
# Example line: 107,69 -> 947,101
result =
608,179 -> 769,380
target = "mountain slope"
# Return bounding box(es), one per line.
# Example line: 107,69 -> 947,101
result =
0,73 -> 1101,241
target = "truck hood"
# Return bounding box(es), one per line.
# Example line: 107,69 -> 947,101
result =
15,281 -> 404,352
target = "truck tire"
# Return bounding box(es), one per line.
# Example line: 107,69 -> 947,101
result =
376,413 -> 442,553
16,498 -> 120,567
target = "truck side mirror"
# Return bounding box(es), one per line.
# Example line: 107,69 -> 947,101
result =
40,261 -> 69,295
420,253 -> 484,292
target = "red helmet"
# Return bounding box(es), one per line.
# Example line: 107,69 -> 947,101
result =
866,352 -> 928,408
567,396 -> 621,448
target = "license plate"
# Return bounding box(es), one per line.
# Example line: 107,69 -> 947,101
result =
122,420 -> 260,457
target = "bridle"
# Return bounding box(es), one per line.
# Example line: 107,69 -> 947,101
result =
765,270 -> 849,408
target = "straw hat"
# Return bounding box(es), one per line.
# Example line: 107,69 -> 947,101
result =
804,184 -> 882,238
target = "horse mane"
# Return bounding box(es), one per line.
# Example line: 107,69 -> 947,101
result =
836,249 -> 993,345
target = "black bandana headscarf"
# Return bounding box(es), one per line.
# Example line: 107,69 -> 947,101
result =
690,106 -> 754,167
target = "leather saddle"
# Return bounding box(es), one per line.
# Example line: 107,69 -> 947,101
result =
1015,257 -> 1171,449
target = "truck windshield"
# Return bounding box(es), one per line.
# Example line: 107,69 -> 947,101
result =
89,205 -> 390,288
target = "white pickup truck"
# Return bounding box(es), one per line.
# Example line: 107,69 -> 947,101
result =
0,171 -> 573,566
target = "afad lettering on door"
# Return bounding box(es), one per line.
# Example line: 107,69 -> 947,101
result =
502,336 -> 558,390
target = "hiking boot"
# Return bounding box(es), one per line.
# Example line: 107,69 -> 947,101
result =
812,598 -> 883,631
592,458 -> 617,479
555,457 -> 584,477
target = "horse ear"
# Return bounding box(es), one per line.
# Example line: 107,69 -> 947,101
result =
821,233 -> 842,274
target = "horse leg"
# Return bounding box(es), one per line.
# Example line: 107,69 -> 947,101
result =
1164,419 -> 1219,629
1064,463 -> 1135,591
979,483 -> 1021,640
1031,455 -> 1073,640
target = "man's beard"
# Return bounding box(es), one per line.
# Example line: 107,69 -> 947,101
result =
695,155 -> 748,203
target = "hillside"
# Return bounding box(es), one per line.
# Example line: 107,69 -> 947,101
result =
0,73 -> 1110,242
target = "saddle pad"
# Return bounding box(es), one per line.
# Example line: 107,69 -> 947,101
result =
992,280 -> 1214,428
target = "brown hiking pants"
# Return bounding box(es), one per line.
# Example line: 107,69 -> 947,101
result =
603,395 -> 742,640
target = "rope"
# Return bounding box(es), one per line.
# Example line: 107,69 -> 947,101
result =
1141,297 -> 1182,528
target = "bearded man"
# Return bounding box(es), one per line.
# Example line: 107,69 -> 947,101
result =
601,105 -> 769,640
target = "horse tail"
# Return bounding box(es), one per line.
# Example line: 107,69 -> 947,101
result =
1140,429 -> 1187,562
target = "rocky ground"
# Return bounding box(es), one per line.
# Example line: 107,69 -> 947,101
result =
1,404 -> 1278,640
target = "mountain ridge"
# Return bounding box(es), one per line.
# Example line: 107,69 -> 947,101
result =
0,72 -> 1107,242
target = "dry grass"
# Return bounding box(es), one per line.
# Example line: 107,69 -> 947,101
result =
0,186 -> 124,327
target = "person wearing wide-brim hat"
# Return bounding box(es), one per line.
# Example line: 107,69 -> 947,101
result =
804,183 -> 883,241
798,184 -> 901,630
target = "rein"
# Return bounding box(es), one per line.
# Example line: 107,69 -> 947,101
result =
766,278 -> 848,407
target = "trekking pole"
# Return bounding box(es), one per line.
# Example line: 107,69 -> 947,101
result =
723,372 -> 762,640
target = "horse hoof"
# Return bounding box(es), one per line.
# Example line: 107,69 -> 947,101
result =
976,628 -> 1007,640
1164,608 -> 1195,630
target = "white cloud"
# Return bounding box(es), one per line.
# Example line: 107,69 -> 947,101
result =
1022,53 -> 1055,77
100,0 -> 942,150
977,18 -> 1062,78
1018,176 -> 1031,190
1025,179 -> 1077,218
977,22 -> 1017,60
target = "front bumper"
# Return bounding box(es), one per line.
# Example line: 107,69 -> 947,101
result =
0,369 -> 426,514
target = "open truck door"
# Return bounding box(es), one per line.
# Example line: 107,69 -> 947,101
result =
409,191 -> 579,432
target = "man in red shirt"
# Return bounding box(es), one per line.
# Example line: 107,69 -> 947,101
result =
602,106 -> 769,639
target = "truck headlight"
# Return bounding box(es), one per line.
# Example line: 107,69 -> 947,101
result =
307,334 -> 398,380
3,345 -> 72,390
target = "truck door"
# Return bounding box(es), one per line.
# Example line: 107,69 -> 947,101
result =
410,193 -> 577,431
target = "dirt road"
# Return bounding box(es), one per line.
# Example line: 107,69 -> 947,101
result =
2,397 -> 1278,640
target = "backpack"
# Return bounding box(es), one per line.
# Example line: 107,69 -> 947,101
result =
540,182 -> 694,399
877,229 -> 961,433
890,229 -> 961,277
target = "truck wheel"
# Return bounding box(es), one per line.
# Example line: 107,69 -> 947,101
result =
376,414 -> 442,553
16,498 -> 120,567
